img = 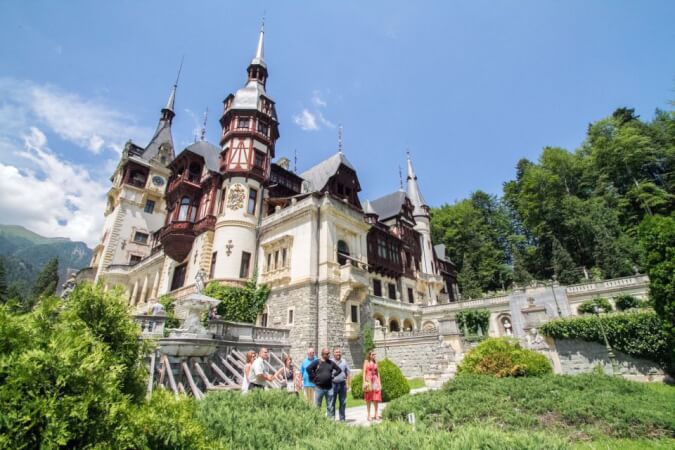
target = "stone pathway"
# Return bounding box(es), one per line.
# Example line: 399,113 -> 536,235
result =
343,387 -> 430,427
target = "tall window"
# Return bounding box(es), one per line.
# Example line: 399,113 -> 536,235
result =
254,151 -> 265,168
257,121 -> 269,136
218,187 -> 227,214
351,304 -> 359,323
210,252 -> 217,279
144,199 -> 155,214
171,264 -> 187,291
337,240 -> 349,265
282,248 -> 287,267
178,196 -> 190,221
388,283 -> 396,300
189,199 -> 198,222
247,188 -> 258,215
288,309 -> 294,325
240,251 -> 251,278
373,279 -> 382,297
407,287 -> 414,304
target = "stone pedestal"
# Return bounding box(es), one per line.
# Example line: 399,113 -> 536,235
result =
160,293 -> 221,357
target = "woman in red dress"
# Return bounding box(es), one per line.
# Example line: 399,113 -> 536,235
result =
362,351 -> 382,421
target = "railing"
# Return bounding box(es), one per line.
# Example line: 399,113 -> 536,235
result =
379,329 -> 439,340
134,315 -> 166,337
565,275 -> 649,295
208,319 -> 290,344
193,215 -> 217,234
159,221 -> 195,240
370,295 -> 422,312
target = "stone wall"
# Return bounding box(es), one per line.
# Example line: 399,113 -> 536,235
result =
374,334 -> 455,378
552,338 -> 663,380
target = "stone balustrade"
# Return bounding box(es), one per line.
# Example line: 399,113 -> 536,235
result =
422,295 -> 510,312
565,275 -> 649,296
370,295 -> 422,312
208,319 -> 290,344
134,314 -> 166,337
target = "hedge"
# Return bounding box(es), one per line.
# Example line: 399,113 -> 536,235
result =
540,311 -> 669,369
458,337 -> 552,377
351,358 -> 410,402
577,297 -> 613,314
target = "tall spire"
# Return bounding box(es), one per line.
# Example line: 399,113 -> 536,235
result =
338,124 -> 343,154
251,18 -> 266,68
200,107 -> 208,141
162,57 -> 183,122
406,151 -> 428,217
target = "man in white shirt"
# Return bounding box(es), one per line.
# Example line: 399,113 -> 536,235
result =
250,347 -> 274,389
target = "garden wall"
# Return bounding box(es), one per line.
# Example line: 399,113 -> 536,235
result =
551,338 -> 664,380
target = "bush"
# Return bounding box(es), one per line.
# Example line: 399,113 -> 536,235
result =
456,308 -> 490,335
384,373 -> 675,442
578,297 -> 614,314
614,294 -> 644,311
458,337 -> 552,377
540,310 -> 670,369
351,358 -> 410,402
204,278 -> 270,323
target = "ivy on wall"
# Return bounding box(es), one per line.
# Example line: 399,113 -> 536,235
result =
540,311 -> 669,370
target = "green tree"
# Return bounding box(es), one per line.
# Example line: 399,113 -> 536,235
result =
31,257 -> 59,300
205,278 -> 270,323
638,214 -> 675,373
551,238 -> 579,285
0,258 -> 7,304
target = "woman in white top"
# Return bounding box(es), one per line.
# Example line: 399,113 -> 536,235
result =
275,355 -> 300,395
241,351 -> 256,393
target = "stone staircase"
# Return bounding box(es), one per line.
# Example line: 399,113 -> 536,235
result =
422,341 -> 458,388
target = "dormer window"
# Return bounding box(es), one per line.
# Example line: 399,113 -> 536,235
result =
237,117 -> 250,129
188,162 -> 201,183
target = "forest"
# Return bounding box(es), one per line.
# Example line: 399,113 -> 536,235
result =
431,107 -> 674,299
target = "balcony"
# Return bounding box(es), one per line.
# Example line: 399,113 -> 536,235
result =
339,256 -> 370,303
159,221 -> 195,262
193,215 -> 217,235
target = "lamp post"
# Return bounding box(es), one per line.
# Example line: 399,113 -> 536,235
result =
594,306 -> 619,376
550,275 -> 562,317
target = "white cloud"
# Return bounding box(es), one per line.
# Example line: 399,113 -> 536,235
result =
0,77 -> 150,154
293,90 -> 336,132
0,127 -> 107,246
293,109 -> 319,131
311,90 -> 327,108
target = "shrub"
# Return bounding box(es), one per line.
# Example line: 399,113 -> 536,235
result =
540,310 -> 670,369
456,308 -> 490,335
362,324 -> 375,354
614,294 -> 644,311
384,374 -> 675,442
458,337 -> 552,377
159,294 -> 180,329
578,297 -> 613,314
204,278 -> 270,323
351,358 -> 410,402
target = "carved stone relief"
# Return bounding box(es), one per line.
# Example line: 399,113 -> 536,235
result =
227,184 -> 246,210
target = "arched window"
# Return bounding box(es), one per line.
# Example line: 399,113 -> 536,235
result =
337,240 -> 350,265
188,162 -> 201,183
389,319 -> 400,332
403,318 -> 415,332
189,199 -> 198,222
178,196 -> 190,221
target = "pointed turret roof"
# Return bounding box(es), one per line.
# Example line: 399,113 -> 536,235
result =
300,152 -> 356,193
250,22 -> 266,68
406,153 -> 428,217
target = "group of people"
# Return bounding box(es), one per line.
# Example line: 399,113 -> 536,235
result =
240,346 -> 383,422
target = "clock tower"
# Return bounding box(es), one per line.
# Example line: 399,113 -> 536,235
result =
209,24 -> 280,280
90,82 -> 176,281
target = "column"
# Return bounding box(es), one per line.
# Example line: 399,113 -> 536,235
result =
139,275 -> 149,305
150,270 -> 160,300
129,279 -> 139,306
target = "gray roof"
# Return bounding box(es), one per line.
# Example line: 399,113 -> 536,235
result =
434,244 -> 455,265
177,140 -> 221,172
362,199 -> 377,216
406,156 -> 428,216
300,152 -> 356,192
370,190 -> 407,220
141,118 -> 174,162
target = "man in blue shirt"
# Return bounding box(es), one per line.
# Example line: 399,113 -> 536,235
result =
300,347 -> 317,404
331,347 -> 350,421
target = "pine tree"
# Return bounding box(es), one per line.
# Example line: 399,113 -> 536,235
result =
552,239 -> 580,285
32,257 -> 59,300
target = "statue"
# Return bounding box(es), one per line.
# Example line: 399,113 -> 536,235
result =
526,327 -> 547,350
195,269 -> 207,294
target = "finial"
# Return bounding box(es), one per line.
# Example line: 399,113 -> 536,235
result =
175,55 -> 184,88
294,149 -> 298,173
406,148 -> 411,160
338,124 -> 343,154
399,165 -> 404,190
200,108 -> 208,141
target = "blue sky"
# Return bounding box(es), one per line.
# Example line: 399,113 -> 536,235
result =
0,1 -> 673,245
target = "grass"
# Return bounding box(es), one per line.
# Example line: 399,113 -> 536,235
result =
385,374 -> 675,444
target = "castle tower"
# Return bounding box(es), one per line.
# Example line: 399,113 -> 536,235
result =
406,154 -> 436,276
210,24 -> 280,280
89,81 -> 176,282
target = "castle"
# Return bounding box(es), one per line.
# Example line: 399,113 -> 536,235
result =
85,26 -> 651,374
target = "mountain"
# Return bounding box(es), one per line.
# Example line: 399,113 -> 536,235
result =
0,224 -> 93,297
